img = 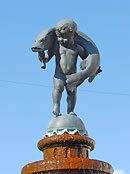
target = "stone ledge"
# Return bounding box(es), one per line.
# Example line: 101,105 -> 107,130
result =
38,133 -> 95,152
22,158 -> 113,174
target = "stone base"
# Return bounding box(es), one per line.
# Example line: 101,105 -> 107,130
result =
38,133 -> 95,159
21,133 -> 113,174
45,114 -> 88,136
21,115 -> 113,174
22,158 -> 113,174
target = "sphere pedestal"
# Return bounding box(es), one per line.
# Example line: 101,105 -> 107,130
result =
21,115 -> 113,174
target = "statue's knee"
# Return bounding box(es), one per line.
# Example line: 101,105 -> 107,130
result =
54,85 -> 64,93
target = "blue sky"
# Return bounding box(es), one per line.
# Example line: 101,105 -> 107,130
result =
0,0 -> 130,174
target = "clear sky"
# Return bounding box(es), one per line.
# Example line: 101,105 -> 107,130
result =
0,0 -> 129,174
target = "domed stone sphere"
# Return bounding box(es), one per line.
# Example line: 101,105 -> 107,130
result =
45,114 -> 88,136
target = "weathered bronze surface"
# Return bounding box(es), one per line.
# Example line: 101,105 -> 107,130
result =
21,19 -> 113,174
31,19 -> 101,117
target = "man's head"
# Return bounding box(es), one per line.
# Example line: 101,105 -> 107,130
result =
56,19 -> 77,46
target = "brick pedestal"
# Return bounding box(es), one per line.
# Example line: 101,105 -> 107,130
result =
21,133 -> 113,174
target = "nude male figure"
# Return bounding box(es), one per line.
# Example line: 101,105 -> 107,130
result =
31,19 -> 101,117
44,19 -> 86,116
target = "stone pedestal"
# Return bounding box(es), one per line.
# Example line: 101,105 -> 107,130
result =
21,115 -> 113,174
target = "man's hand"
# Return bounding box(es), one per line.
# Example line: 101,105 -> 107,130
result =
38,52 -> 46,69
38,52 -> 45,62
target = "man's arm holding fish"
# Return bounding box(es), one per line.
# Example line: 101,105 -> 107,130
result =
78,45 -> 89,70
38,49 -> 55,69
78,45 -> 88,60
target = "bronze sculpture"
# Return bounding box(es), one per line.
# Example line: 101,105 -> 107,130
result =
31,19 -> 101,117
22,19 -> 114,174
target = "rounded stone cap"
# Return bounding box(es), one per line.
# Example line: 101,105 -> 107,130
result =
45,114 -> 88,136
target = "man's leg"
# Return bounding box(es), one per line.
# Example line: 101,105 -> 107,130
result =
52,77 -> 64,116
66,88 -> 77,115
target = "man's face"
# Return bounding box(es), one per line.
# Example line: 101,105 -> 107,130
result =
56,25 -> 75,45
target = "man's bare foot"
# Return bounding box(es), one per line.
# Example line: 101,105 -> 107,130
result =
52,104 -> 61,117
69,112 -> 77,116
52,110 -> 61,117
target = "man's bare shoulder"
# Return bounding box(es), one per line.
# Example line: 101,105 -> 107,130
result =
73,43 -> 85,55
74,43 -> 86,59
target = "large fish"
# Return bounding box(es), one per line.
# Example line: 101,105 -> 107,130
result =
66,31 -> 101,92
31,28 -> 101,91
31,28 -> 56,69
